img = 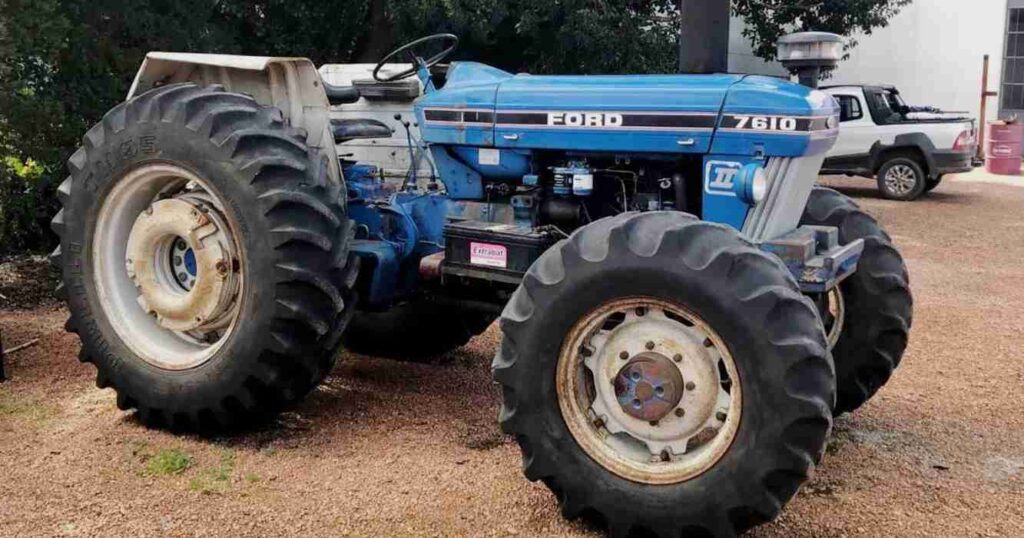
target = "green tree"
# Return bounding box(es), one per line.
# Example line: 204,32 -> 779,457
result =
733,0 -> 913,62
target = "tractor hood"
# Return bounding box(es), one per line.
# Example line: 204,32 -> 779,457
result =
415,62 -> 838,157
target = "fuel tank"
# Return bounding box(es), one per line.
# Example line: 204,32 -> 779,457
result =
415,62 -> 839,158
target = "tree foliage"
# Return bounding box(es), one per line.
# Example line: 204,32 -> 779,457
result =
0,0 -> 908,254
733,0 -> 913,61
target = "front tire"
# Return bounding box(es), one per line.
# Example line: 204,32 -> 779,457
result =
493,213 -> 834,536
51,83 -> 358,431
801,187 -> 913,415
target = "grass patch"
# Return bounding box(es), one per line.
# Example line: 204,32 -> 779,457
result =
0,395 -> 53,424
188,450 -> 236,494
144,449 -> 193,476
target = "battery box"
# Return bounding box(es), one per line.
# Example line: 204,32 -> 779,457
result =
443,220 -> 559,284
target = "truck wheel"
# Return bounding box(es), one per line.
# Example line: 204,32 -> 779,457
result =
801,187 -> 913,415
51,83 -> 357,431
923,174 -> 944,193
493,212 -> 834,536
341,300 -> 496,360
876,157 -> 926,200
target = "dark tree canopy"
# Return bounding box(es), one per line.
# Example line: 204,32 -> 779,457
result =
0,0 -> 909,253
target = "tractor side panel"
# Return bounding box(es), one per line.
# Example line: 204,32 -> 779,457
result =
491,73 -> 740,154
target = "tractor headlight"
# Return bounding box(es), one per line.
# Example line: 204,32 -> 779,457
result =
736,163 -> 768,204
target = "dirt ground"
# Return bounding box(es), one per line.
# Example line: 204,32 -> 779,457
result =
2,173 -> 1023,537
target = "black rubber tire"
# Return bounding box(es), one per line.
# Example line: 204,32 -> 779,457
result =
341,299 -> 496,360
50,83 -> 358,431
493,212 -> 835,537
876,156 -> 927,201
801,187 -> 913,415
924,174 -> 944,193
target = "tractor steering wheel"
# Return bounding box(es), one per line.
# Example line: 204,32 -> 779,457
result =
373,34 -> 459,83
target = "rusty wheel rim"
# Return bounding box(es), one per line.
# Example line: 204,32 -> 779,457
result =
556,297 -> 742,485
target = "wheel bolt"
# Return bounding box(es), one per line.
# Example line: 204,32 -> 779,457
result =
645,341 -> 655,350
674,408 -> 685,417
635,307 -> 646,316
673,353 -> 682,362
649,420 -> 659,427
594,418 -> 605,429
685,381 -> 696,391
716,411 -> 728,421
619,351 -> 629,360
703,337 -> 713,348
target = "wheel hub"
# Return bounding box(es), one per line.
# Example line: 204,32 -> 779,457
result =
125,196 -> 238,333
561,298 -> 742,484
614,353 -> 684,422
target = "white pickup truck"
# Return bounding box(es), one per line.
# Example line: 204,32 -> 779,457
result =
821,85 -> 977,200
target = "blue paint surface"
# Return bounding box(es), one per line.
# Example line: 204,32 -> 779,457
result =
184,248 -> 196,276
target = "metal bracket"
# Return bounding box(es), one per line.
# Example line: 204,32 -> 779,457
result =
759,225 -> 864,293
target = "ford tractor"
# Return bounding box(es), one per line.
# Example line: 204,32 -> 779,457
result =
51,33 -> 912,536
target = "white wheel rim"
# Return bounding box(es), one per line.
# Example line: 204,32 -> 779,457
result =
884,164 -> 918,195
92,163 -> 243,370
557,297 -> 742,485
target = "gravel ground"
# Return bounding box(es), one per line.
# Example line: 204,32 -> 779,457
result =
2,173 -> 1023,537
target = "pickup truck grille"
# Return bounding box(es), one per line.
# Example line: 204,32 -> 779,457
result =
742,154 -> 826,242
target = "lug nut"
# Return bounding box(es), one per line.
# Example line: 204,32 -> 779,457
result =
649,420 -> 659,427
703,337 -> 713,348
594,418 -> 605,429
215,260 -> 229,275
716,411 -> 728,422
685,381 -> 696,391
645,341 -> 655,350
619,351 -> 629,360
673,353 -> 682,362
674,408 -> 685,417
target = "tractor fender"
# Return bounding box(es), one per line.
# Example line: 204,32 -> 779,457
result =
868,132 -> 938,179
128,52 -> 340,183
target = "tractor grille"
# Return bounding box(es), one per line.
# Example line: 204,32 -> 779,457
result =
741,154 -> 826,242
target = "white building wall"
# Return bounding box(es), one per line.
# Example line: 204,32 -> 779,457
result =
728,1 -> 1006,123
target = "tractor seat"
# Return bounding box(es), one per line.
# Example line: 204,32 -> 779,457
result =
330,118 -> 393,144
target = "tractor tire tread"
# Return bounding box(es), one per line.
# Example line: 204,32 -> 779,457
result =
493,212 -> 834,537
53,83 -> 355,431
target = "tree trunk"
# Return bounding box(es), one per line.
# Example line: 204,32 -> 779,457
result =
355,0 -> 394,63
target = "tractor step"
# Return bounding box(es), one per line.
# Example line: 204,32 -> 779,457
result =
759,225 -> 864,293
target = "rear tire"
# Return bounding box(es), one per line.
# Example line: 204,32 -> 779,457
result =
51,83 -> 357,431
801,187 -> 913,415
342,299 -> 496,360
876,157 -> 926,201
493,212 -> 834,536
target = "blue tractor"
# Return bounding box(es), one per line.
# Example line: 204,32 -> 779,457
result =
52,34 -> 912,535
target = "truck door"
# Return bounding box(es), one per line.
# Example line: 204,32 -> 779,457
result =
828,89 -> 880,161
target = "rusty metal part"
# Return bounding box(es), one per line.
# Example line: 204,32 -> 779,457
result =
613,353 -> 684,421
556,297 -> 742,485
418,251 -> 445,280
126,197 -> 238,333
